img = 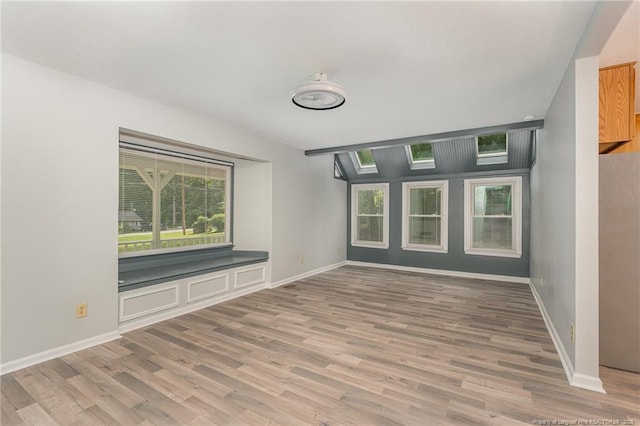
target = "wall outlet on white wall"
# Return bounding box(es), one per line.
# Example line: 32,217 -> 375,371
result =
570,323 -> 575,344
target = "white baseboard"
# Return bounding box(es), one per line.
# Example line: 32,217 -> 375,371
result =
269,261 -> 347,289
528,281 -> 605,394
119,283 -> 267,333
346,261 -> 530,284
0,330 -> 121,376
571,373 -> 605,393
5,261 -> 605,396
528,280 -> 575,383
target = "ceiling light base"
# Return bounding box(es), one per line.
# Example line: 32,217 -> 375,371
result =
292,73 -> 346,110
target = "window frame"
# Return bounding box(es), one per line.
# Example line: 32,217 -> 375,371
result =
405,143 -> 436,170
119,143 -> 233,258
476,134 -> 508,165
463,176 -> 522,258
349,149 -> 379,174
350,183 -> 389,249
401,180 -> 448,253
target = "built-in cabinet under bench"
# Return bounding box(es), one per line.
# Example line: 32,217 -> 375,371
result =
118,247 -> 269,331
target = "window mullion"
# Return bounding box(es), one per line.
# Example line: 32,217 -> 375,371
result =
152,162 -> 162,249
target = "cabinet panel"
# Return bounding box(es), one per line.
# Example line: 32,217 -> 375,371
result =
187,273 -> 229,303
120,284 -> 179,322
599,62 -> 636,144
234,265 -> 266,289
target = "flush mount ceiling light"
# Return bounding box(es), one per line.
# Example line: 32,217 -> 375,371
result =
292,72 -> 346,110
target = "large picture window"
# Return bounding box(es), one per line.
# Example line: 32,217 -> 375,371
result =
402,181 -> 448,252
464,176 -> 522,258
351,183 -> 389,248
119,145 -> 232,255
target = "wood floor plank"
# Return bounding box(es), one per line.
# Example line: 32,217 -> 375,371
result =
1,392 -> 25,426
1,265 -> 638,425
70,404 -> 120,426
1,374 -> 35,410
16,402 -> 57,426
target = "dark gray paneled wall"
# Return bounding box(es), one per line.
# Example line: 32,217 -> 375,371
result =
337,130 -> 533,181
347,173 -> 530,277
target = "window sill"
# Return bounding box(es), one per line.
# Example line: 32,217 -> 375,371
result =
401,245 -> 448,254
119,243 -> 233,259
464,249 -> 521,258
118,247 -> 269,292
351,242 -> 389,249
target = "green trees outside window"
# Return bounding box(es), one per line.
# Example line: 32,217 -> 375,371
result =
119,148 -> 230,254
477,134 -> 507,155
409,143 -> 434,161
356,188 -> 384,243
355,149 -> 376,167
471,184 -> 513,250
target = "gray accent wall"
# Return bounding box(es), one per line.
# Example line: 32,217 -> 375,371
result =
347,173 -> 531,277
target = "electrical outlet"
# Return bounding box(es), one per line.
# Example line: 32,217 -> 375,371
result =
570,323 -> 575,344
300,255 -> 304,264
76,303 -> 88,319
540,277 -> 544,287
338,248 -> 342,256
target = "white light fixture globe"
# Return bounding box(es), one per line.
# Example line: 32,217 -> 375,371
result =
292,73 -> 346,110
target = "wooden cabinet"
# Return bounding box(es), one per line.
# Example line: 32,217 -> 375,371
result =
599,62 -> 636,144
608,114 -> 640,154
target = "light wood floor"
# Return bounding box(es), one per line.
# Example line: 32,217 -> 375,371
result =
2,266 -> 639,425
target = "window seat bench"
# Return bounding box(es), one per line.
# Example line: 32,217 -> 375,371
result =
118,248 -> 269,292
118,247 -> 270,331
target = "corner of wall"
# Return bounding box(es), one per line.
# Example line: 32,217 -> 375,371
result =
528,280 -> 605,393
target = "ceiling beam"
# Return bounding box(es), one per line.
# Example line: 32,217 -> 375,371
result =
304,119 -> 544,156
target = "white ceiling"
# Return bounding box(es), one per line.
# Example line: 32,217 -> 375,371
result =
1,1 -> 597,151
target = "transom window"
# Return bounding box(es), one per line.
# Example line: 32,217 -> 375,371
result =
464,176 -> 522,258
119,145 -> 232,256
351,183 -> 389,248
402,181 -> 448,252
476,134 -> 508,165
405,143 -> 435,170
349,149 -> 378,174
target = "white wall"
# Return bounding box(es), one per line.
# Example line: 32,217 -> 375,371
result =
271,152 -> 347,284
530,1 -> 632,393
531,58 -> 578,365
531,53 -> 603,393
1,53 -> 346,366
233,160 -> 271,252
573,56 -> 601,387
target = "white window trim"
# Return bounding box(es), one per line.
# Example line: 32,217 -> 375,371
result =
401,180 -> 448,253
404,145 -> 435,170
349,151 -> 378,175
464,176 -> 522,258
351,183 -> 389,249
476,134 -> 509,158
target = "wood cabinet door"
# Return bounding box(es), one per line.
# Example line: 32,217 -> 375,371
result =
599,63 -> 635,143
